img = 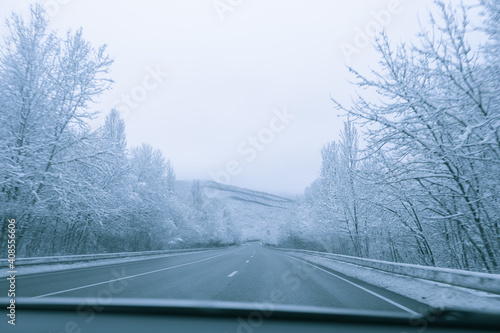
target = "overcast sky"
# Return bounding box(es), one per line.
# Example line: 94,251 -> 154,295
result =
1,0 -> 434,195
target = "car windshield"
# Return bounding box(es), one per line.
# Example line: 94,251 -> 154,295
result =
1,0 -> 499,330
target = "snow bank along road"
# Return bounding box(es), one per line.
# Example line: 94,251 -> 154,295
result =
0,244 -> 425,315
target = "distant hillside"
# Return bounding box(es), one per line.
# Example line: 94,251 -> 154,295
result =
174,180 -> 296,242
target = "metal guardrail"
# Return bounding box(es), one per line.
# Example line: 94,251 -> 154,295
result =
0,247 -> 221,267
271,247 -> 500,295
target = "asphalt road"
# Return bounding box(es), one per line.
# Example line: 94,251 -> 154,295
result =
3,244 -> 424,315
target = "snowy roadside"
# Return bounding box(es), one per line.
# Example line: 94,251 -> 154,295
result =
289,252 -> 500,313
0,249 -> 215,278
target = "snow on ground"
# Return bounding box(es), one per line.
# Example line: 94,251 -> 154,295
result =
292,252 -> 500,313
0,249 -> 214,278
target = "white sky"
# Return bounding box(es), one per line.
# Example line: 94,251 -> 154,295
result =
0,0 -> 435,195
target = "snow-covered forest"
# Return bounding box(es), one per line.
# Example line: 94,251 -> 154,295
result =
0,1 -> 498,275
277,1 -> 500,273
0,5 -> 242,256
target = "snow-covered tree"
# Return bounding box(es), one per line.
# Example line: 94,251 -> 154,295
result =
0,5 -> 238,256
277,1 -> 499,273
331,0 -> 500,272
0,5 -> 112,254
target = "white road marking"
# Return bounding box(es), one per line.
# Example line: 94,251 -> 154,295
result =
283,254 -> 420,316
32,248 -> 240,298
228,271 -> 238,278
14,249 -> 216,280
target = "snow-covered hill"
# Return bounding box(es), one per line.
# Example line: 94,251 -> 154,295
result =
175,180 -> 296,242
